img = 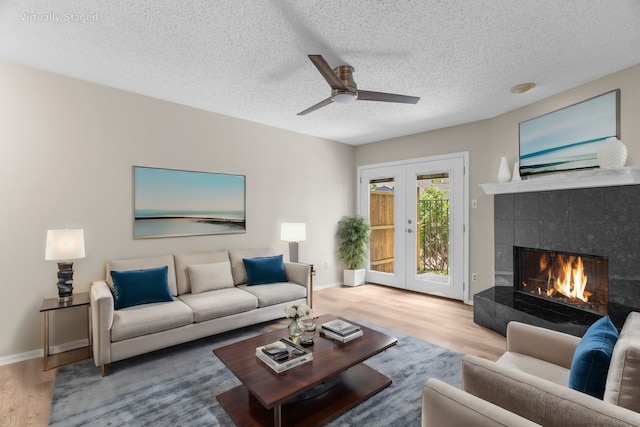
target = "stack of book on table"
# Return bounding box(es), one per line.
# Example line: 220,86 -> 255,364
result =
255,338 -> 313,373
321,319 -> 363,343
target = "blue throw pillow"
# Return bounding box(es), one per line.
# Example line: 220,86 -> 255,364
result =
569,316 -> 619,399
243,255 -> 287,285
111,266 -> 173,310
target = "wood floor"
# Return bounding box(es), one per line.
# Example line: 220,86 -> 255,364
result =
0,284 -> 505,426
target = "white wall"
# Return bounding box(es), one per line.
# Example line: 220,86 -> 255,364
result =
0,61 -> 354,358
356,63 -> 640,299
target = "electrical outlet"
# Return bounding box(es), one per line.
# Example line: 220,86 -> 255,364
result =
497,251 -> 503,259
324,261 -> 329,269
471,273 -> 479,282
471,199 -> 478,208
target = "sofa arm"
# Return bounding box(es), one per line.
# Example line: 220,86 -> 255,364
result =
284,262 -> 310,289
90,280 -> 114,368
462,355 -> 640,427
506,321 -> 580,369
422,379 -> 541,427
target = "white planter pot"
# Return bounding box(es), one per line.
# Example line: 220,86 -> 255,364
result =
344,269 -> 366,287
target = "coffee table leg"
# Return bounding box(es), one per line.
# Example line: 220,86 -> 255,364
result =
274,404 -> 281,427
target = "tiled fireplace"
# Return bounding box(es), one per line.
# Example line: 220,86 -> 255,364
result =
474,184 -> 640,336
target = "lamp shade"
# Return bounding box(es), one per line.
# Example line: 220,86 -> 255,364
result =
281,223 -> 306,242
45,229 -> 86,261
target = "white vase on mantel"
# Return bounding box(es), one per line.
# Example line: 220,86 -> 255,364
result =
597,138 -> 627,170
511,161 -> 522,182
497,156 -> 511,183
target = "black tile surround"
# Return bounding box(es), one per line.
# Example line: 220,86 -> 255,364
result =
474,185 -> 640,336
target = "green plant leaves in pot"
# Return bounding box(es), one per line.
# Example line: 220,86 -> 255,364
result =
336,215 -> 371,270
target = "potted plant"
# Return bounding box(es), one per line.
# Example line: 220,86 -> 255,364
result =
336,215 -> 370,286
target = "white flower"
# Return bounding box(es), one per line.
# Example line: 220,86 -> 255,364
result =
284,303 -> 310,319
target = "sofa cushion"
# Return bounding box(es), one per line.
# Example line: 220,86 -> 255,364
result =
179,288 -> 258,322
229,248 -> 274,285
497,351 -> 570,387
111,299 -> 193,342
604,311 -> 640,411
237,282 -> 306,308
187,261 -> 234,294
174,251 -> 230,295
111,266 -> 174,310
569,316 -> 619,399
107,254 -> 178,296
243,255 -> 287,285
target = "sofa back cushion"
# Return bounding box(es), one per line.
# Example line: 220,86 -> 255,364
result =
174,251 -> 230,294
186,261 -> 234,294
107,255 -> 177,296
228,248 -> 275,285
604,311 -> 640,411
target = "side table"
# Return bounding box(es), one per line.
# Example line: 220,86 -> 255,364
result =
39,292 -> 92,370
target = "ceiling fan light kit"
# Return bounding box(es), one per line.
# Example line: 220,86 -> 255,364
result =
298,55 -> 420,115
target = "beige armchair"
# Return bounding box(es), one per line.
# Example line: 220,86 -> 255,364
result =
422,312 -> 640,427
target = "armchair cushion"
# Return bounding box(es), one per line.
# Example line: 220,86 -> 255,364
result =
605,311 -> 640,412
422,378 -> 541,427
569,316 -> 618,399
462,355 -> 640,427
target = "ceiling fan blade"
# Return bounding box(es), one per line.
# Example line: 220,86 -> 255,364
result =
357,90 -> 420,104
297,97 -> 333,116
308,55 -> 347,91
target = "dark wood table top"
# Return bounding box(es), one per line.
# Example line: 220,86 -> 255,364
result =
213,314 -> 398,409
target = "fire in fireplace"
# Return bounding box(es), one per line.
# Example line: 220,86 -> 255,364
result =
514,246 -> 608,315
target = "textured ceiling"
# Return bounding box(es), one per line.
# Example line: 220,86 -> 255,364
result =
1,0 -> 639,145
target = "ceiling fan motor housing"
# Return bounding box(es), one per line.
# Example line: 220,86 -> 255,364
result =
331,65 -> 357,103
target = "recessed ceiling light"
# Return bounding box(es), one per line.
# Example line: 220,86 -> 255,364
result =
511,82 -> 536,94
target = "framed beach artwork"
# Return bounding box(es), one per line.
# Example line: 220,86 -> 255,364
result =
133,166 -> 246,239
519,89 -> 620,177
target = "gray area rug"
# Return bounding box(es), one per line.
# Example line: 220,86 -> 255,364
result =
50,320 -> 462,426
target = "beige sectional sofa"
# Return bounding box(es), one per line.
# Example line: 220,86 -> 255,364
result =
422,312 -> 640,426
90,248 -> 310,376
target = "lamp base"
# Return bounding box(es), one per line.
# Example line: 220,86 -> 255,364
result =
288,242 -> 299,263
58,294 -> 74,303
56,261 -> 74,304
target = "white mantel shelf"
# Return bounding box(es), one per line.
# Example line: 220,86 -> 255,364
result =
480,167 -> 640,195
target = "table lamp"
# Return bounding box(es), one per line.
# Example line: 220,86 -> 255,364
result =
281,223 -> 306,263
45,229 -> 85,302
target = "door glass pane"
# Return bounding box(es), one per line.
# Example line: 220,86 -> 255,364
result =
416,173 -> 450,283
369,178 -> 394,274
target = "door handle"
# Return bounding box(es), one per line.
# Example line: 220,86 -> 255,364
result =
407,229 -> 414,233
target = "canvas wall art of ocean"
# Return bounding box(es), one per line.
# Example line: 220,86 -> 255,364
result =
133,167 -> 246,238
519,90 -> 618,176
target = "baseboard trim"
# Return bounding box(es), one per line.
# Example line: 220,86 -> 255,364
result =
314,282 -> 343,290
0,338 -> 89,367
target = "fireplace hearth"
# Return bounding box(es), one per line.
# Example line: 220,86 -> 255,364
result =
474,185 -> 640,336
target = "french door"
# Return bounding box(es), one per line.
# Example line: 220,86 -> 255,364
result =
358,153 -> 468,300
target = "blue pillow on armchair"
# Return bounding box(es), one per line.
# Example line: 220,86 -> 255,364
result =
243,255 -> 287,285
569,316 -> 619,399
111,266 -> 173,310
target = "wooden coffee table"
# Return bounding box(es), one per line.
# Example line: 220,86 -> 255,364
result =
213,314 -> 398,427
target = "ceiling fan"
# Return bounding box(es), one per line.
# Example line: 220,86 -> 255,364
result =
297,54 -> 420,116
